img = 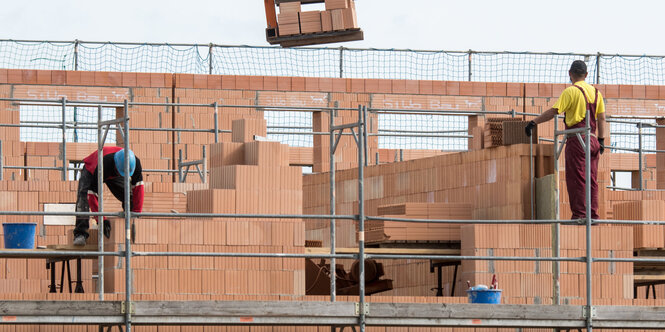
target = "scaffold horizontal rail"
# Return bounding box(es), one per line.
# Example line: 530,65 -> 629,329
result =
4,301 -> 665,329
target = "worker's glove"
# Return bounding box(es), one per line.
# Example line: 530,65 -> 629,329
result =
524,121 -> 536,137
103,219 -> 111,239
598,138 -> 605,155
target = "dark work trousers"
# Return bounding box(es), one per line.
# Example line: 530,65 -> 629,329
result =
565,135 -> 600,220
73,169 -> 126,239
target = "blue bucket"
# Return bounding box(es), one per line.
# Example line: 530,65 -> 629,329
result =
3,223 -> 37,249
467,289 -> 502,304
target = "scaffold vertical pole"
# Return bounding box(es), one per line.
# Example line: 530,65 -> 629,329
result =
357,105 -> 366,332
553,117 -> 560,306
74,39 -> 79,70
209,43 -> 214,75
339,47 -> 344,78
329,107 -> 337,303
584,112 -> 593,332
213,102 -> 219,143
123,99 -> 133,332
638,122 -> 643,190
0,140 -> 3,181
97,105 -> 104,301
61,97 -> 68,181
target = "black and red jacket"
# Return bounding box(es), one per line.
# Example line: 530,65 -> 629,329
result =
82,147 -> 144,213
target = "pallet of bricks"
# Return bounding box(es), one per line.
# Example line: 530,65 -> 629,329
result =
277,0 -> 358,36
483,118 -> 537,148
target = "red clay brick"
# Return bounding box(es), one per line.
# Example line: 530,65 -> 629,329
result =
192,74 -> 207,89
364,79 -> 380,93
459,81 -> 473,95
604,84 -> 619,98
524,83 -> 538,96
221,75 -> 236,89
22,70 -> 37,84
619,85 -> 632,98
108,72 -> 122,86
136,73 -> 151,87
0,68 -> 7,83
506,83 -> 523,96
633,85 -> 646,99
207,75 -> 222,90
292,77 -> 305,91
378,79 -> 392,93
249,76 -> 264,90
263,76 -> 278,90
305,77 -> 319,91
121,72 -> 137,87
331,78 -> 345,92
471,82 -> 486,95
538,83 -> 552,97
7,69 -> 23,83
80,71 -> 95,85
432,81 -> 445,95
659,86 -> 665,99
276,76 -> 290,91
319,77 -> 332,92
350,79 -> 364,93
646,85 -> 659,99
391,80 -> 406,94
419,80 -> 433,94
36,70 -> 51,84
235,75 -> 250,89
404,80 -> 419,94
51,70 -> 66,85
94,71 -> 111,86
447,81 -> 460,95
178,74 -> 195,88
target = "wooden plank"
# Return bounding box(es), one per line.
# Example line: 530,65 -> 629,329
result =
134,301 -> 355,317
47,244 -> 98,251
267,29 -> 363,47
306,247 -> 460,255
0,301 -> 121,316
368,303 -> 584,320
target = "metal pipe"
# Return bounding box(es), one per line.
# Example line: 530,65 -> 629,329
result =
123,99 -> 132,332
0,140 -> 3,181
529,137 -> 534,220
132,252 -> 357,259
364,254 -> 586,262
638,122 -> 644,190
73,39 -> 79,70
0,250 -> 122,257
136,212 -> 357,220
202,146 -> 207,184
553,116 -> 561,306
97,105 -> 105,301
363,105 -> 368,167
61,97 -> 68,181
357,105 -> 366,332
213,102 -> 219,143
367,133 -> 472,138
365,216 -> 578,224
329,108 -> 337,302
584,112 -> 593,332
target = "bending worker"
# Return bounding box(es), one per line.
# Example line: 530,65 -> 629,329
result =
73,147 -> 144,246
525,60 -> 606,220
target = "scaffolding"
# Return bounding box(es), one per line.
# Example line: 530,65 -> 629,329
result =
0,97 -> 664,332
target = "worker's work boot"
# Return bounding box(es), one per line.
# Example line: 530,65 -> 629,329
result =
73,235 -> 86,246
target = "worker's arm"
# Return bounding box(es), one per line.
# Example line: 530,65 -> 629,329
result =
525,108 -> 558,137
532,108 -> 558,125
130,159 -> 144,213
597,112 -> 607,154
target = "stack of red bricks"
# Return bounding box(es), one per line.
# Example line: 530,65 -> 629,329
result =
304,143 -> 549,248
278,0 -> 358,36
460,224 -> 634,303
102,117 -> 306,297
369,202 -> 471,243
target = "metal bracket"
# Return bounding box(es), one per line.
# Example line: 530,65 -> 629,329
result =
582,306 -> 596,319
354,303 -> 369,315
121,301 -> 135,314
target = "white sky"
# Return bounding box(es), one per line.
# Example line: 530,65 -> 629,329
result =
2,0 -> 664,54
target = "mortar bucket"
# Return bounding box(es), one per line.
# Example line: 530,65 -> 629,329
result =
467,289 -> 502,304
3,223 -> 37,249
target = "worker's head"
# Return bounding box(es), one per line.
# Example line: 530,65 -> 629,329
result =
114,149 -> 136,177
569,60 -> 588,82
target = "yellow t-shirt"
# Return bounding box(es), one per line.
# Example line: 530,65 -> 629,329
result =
552,81 -> 605,127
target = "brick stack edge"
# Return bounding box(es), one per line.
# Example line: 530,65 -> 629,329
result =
1,68 -> 665,331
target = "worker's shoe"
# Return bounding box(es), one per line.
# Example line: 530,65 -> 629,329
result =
103,219 -> 111,239
73,235 -> 87,246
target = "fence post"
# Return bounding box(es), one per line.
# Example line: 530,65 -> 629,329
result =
339,46 -> 344,78
209,43 -> 214,75
596,53 -> 601,84
468,50 -> 473,81
74,39 -> 79,71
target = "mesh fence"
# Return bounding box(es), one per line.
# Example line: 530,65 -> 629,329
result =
3,40 -> 665,84
609,120 -> 657,154
19,105 -> 117,143
377,114 -> 468,151
3,40 -> 665,151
